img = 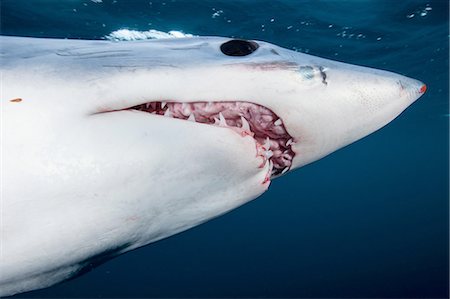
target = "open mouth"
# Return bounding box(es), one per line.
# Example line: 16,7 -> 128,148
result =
126,101 -> 296,178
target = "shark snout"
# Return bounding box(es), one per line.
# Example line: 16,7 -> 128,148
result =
284,61 -> 426,170
397,77 -> 426,103
328,66 -> 427,117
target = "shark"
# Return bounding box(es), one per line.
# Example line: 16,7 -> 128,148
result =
0,36 -> 426,296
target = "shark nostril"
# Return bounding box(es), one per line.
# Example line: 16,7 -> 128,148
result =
420,84 -> 427,94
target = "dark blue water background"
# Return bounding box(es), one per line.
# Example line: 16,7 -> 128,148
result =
2,0 -> 449,297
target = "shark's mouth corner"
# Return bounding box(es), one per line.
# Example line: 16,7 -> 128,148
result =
125,101 -> 296,177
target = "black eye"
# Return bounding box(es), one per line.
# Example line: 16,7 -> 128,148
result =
220,39 -> 259,56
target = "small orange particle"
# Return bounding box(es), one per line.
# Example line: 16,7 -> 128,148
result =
420,84 -> 427,94
10,98 -> 22,103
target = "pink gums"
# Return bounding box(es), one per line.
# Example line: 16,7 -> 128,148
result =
128,101 -> 295,176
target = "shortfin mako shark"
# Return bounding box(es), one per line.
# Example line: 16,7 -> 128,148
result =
0,36 -> 425,296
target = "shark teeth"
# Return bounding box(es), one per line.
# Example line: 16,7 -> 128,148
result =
274,119 -> 282,126
187,113 -> 196,122
240,116 -> 250,131
263,137 -> 271,150
218,112 -> 227,127
182,103 -> 191,115
164,109 -> 172,117
161,102 -> 167,109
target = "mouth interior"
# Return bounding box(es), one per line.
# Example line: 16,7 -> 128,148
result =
127,101 -> 295,177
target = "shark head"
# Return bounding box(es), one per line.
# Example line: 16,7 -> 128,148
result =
3,36 -> 425,181
1,36 -> 426,296
77,37 -> 426,176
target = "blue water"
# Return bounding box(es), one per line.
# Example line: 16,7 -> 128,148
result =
2,0 -> 448,297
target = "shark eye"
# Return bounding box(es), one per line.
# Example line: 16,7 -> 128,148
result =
220,39 -> 259,56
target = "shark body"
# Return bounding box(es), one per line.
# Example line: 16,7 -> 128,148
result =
0,36 -> 425,296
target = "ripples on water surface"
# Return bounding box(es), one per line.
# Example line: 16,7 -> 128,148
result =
2,0 -> 449,297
